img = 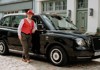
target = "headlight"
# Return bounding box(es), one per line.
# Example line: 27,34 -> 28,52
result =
75,38 -> 86,46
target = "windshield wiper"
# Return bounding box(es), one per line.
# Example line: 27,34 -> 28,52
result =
58,27 -> 76,30
58,27 -> 69,30
70,28 -> 76,30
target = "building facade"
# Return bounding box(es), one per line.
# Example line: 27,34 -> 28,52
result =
37,0 -> 100,34
67,0 -> 100,34
0,0 -> 100,33
0,0 -> 33,15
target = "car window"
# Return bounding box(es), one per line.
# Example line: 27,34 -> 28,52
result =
0,18 -> 4,26
32,16 -> 46,30
1,16 -> 11,27
11,15 -> 25,28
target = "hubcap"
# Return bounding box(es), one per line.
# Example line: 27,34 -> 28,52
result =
0,42 -> 4,52
53,52 -> 60,60
50,49 -> 62,64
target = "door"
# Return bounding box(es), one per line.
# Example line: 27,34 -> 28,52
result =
76,10 -> 87,32
76,0 -> 88,32
7,15 -> 25,51
32,16 -> 46,54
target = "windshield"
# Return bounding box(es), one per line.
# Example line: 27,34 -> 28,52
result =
42,15 -> 78,30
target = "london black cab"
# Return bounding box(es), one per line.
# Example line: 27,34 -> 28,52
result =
0,13 -> 100,66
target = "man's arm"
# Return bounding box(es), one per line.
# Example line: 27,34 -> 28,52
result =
18,19 -> 24,39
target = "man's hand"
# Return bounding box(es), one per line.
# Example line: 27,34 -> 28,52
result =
32,29 -> 36,33
18,35 -> 22,40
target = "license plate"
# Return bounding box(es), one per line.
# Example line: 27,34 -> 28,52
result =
94,52 -> 100,56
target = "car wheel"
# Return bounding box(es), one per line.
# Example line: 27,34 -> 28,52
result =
49,46 -> 68,66
0,40 -> 9,55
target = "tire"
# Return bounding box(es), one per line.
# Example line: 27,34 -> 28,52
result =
0,40 -> 9,55
48,45 -> 68,66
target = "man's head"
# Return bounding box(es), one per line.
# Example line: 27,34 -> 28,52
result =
26,10 -> 34,19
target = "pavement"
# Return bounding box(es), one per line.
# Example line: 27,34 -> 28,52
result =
0,53 -> 100,70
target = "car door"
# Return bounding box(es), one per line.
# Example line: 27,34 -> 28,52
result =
7,15 -> 25,51
0,16 -> 11,41
0,16 -> 16,49
32,16 -> 47,54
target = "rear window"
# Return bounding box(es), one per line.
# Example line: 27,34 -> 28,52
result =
0,16 -> 11,27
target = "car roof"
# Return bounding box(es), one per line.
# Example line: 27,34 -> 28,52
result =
2,13 -> 63,19
3,13 -> 26,18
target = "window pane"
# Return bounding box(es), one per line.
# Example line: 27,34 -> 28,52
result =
0,18 -> 4,25
77,0 -> 88,9
48,2 -> 53,11
55,1 -> 67,10
11,15 -> 25,28
42,2 -> 45,11
63,1 -> 67,10
55,1 -> 60,10
42,0 -> 67,12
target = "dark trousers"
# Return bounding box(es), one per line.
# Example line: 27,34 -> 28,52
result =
20,32 -> 32,59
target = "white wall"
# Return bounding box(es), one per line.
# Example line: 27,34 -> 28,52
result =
33,0 -> 41,14
67,0 -> 100,35
86,0 -> 99,34
67,0 -> 76,24
98,1 -> 100,28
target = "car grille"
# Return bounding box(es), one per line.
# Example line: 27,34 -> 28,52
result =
92,37 -> 100,51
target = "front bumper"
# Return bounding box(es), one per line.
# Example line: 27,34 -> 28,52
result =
75,50 -> 94,58
68,50 -> 94,61
65,44 -> 100,61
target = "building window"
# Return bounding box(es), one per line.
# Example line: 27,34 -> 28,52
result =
3,11 -> 18,15
42,2 -> 47,11
42,0 -> 67,12
42,2 -> 45,11
42,1 -> 53,11
55,1 -> 61,10
48,2 -> 53,11
55,1 -> 66,10
63,1 -> 67,10
77,0 -> 88,9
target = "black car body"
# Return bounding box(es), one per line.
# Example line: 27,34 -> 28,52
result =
0,13 -> 100,66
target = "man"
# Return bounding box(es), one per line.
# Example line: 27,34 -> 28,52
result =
18,10 -> 37,63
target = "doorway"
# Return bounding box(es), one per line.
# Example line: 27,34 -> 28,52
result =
76,0 -> 88,32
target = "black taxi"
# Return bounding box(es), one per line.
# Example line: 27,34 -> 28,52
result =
0,13 -> 100,66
